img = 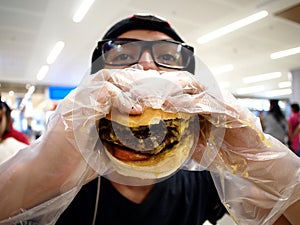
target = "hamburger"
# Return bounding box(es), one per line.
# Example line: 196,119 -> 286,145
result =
97,108 -> 205,179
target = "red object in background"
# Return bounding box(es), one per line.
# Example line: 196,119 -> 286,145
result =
2,124 -> 30,145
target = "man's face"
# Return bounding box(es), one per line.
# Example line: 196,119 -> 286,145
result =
104,30 -> 179,72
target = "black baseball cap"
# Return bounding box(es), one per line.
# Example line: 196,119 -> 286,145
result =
102,14 -> 185,42
91,14 -> 195,74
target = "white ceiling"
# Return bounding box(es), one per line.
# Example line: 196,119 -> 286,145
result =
1,0 -> 300,104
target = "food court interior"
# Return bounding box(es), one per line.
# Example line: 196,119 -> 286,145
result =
1,1 -> 300,224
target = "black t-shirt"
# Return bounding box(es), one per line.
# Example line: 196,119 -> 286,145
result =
56,170 -> 226,225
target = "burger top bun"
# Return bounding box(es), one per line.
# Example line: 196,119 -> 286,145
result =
107,108 -> 192,127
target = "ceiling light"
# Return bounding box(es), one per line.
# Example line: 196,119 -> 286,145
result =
36,65 -> 49,81
265,88 -> 292,97
211,64 -> 234,75
8,91 -> 14,96
242,72 -> 282,84
197,10 -> 268,44
236,85 -> 265,95
278,81 -> 291,88
287,72 -> 292,80
72,0 -> 95,23
27,85 -> 36,95
46,41 -> 65,64
270,46 -> 300,59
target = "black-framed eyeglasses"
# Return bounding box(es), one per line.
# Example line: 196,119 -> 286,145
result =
98,38 -> 194,70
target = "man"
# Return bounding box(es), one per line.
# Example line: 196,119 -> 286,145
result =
1,102 -> 30,145
263,99 -> 287,144
0,101 -> 28,164
56,15 -> 226,225
288,103 -> 300,153
0,14 -> 299,225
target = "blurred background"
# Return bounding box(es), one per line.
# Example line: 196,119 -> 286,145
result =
1,1 -> 300,223
0,0 -> 299,144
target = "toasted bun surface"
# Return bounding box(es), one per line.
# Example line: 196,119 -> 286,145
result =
107,107 -> 192,127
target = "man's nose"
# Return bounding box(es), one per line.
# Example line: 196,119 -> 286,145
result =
138,51 -> 159,70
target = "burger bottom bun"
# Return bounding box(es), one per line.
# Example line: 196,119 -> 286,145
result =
104,132 -> 195,180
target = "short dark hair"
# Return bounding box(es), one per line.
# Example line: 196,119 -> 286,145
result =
291,103 -> 300,112
2,102 -> 12,119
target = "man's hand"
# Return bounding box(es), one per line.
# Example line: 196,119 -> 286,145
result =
160,71 -> 300,225
0,69 -> 143,222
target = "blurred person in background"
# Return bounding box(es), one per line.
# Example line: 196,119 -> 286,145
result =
0,101 -> 28,164
263,99 -> 288,144
287,103 -> 300,154
290,116 -> 300,156
2,102 -> 30,145
258,110 -> 265,130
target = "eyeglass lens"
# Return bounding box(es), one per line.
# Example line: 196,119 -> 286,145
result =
102,40 -> 192,69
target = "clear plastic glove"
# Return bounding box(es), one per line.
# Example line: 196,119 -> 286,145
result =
0,69 -> 143,224
1,68 -> 299,225
158,70 -> 300,225
112,68 -> 300,224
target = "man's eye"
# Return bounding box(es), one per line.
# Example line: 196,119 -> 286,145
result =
111,54 -> 134,63
157,54 -> 179,64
